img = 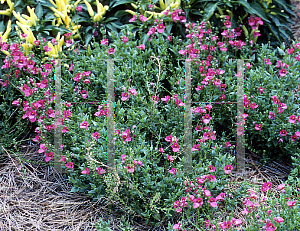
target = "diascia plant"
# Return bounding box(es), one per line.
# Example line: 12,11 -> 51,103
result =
1,18 -> 300,223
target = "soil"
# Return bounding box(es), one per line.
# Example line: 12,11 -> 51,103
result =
1,3 -> 300,230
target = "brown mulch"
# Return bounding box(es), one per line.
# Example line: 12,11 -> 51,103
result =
1,3 -> 300,230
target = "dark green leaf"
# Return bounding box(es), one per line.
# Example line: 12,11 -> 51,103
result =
114,10 -> 129,18
203,2 -> 219,21
249,2 -> 271,23
111,0 -> 133,8
36,3 -> 43,19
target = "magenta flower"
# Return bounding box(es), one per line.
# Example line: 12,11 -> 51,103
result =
159,148 -> 164,153
171,142 -> 180,152
264,58 -> 272,65
204,220 -> 211,227
76,5 -> 82,12
121,92 -> 130,101
169,168 -> 177,176
137,44 -> 145,50
258,86 -> 265,94
172,223 -> 181,230
255,124 -> 262,131
45,152 -> 53,162
139,15 -> 148,22
43,45 -> 52,52
225,141 -> 231,148
179,49 -> 187,56
278,183 -> 285,190
223,165 -> 233,174
167,155 -> 175,163
208,197 -> 217,208
107,48 -> 115,55
101,39 -> 108,46
38,143 -> 47,153
122,36 -> 128,43
193,197 -> 203,208
273,217 -> 284,224
279,68 -> 287,77
216,193 -> 225,201
202,114 -> 212,124
280,130 -> 287,136
81,167 -> 90,175
208,165 -> 216,172
167,36 -> 172,41
231,218 -> 242,226
65,162 -> 74,170
96,167 -> 106,175
287,200 -> 297,208
207,174 -> 216,182
219,221 -> 231,230
261,182 -> 272,193
246,62 -> 252,69
92,132 -> 99,140
80,121 -> 89,129
129,15 -> 136,22
156,23 -> 165,33
289,115 -> 297,123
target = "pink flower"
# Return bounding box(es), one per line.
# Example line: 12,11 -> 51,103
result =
139,15 -> 148,22
121,92 -> 130,101
287,200 -> 297,208
273,217 -> 284,224
43,45 -> 52,52
45,152 -> 53,162
76,5 -> 82,12
126,164 -> 135,173
38,143 -> 47,153
207,174 -> 216,182
261,182 -> 272,193
179,49 -> 187,56
193,197 -> 203,208
225,141 -> 231,148
208,165 -> 216,172
96,167 -> 106,175
167,155 -> 175,163
264,58 -> 272,65
279,68 -> 287,77
287,48 -> 294,55
258,86 -> 265,94
92,132 -> 99,140
81,167 -> 90,175
278,183 -> 285,190
246,62 -> 252,69
280,130 -> 287,136
289,115 -> 297,123
80,121 -> 89,129
101,39 -> 108,46
173,223 -> 181,230
219,221 -> 231,229
128,88 -> 137,95
231,218 -> 242,226
156,23 -> 165,33
167,36 -> 172,41
171,142 -> 180,152
202,114 -> 212,124
208,197 -> 217,207
159,148 -> 164,153
122,36 -> 128,43
59,155 -> 66,162
65,162 -> 74,170
169,168 -> 177,176
255,124 -> 262,131
223,165 -> 233,174
129,15 -> 136,22
137,44 -> 145,50
216,193 -> 225,201
204,220 -> 211,227
107,48 -> 115,55
34,40 -> 39,46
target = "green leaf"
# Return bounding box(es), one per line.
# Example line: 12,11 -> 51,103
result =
85,33 -> 93,46
248,2 -> 271,23
111,0 -> 133,8
265,21 -> 281,43
203,2 -> 219,21
36,0 -> 56,8
36,3 -> 43,19
114,10 -> 129,18
0,21 -> 5,33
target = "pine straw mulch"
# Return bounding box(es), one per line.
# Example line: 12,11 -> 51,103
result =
0,134 -> 294,231
1,2 -> 300,230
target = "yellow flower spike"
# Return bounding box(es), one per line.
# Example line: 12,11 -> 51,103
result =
83,0 -> 94,17
2,49 -> 9,56
125,9 -> 137,16
0,20 -> 11,42
22,6 -> 38,27
0,9 -> 12,16
13,11 -> 29,26
96,0 -> 103,14
1,0 -> 6,4
16,21 -> 36,45
21,43 -> 33,56
130,3 -> 138,9
159,0 -> 166,10
74,0 -> 81,7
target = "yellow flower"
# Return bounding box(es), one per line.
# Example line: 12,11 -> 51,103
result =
16,21 -> 36,45
0,0 -> 14,16
0,20 -> 11,42
50,7 -> 71,29
45,32 -> 64,58
13,11 -> 30,26
83,0 -> 94,17
21,6 -> 38,27
93,0 -> 108,22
